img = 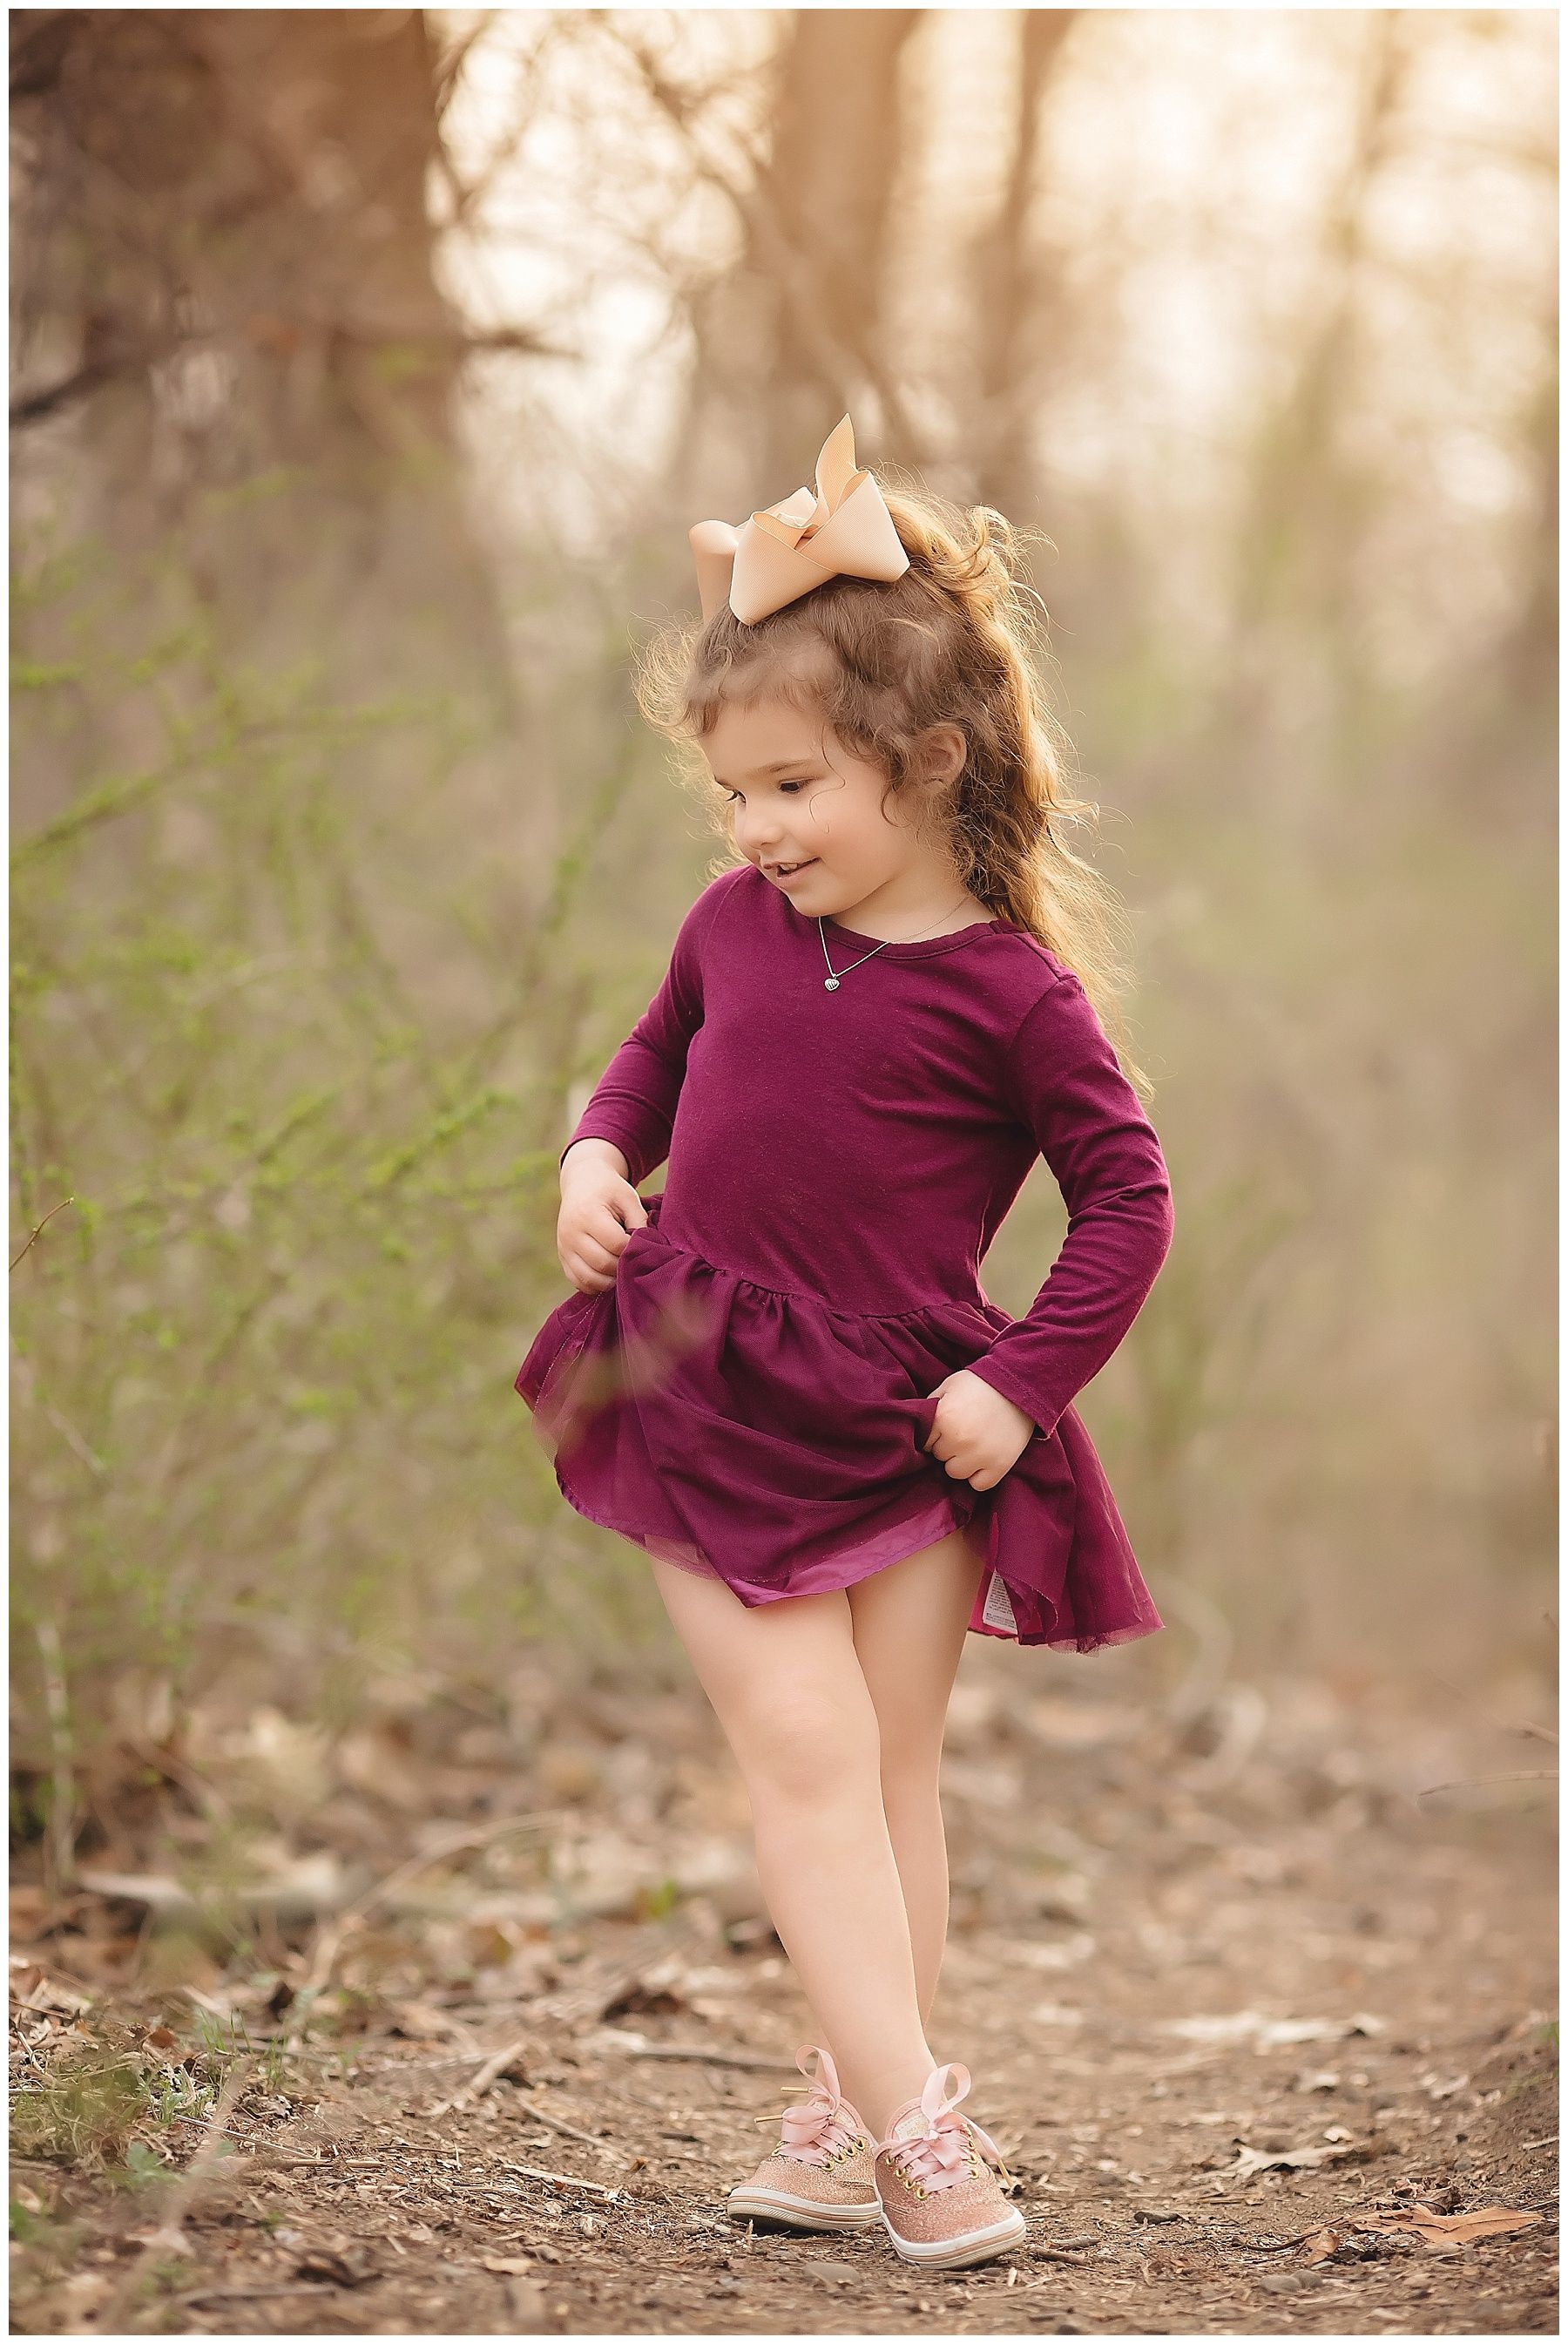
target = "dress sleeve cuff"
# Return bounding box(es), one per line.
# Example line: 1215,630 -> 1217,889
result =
559,1115 -> 646,1186
962,1350 -> 1064,1440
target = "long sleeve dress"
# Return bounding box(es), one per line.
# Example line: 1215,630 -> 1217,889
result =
515,862 -> 1174,1651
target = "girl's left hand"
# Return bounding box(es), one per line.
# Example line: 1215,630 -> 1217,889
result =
921,1369 -> 1037,1491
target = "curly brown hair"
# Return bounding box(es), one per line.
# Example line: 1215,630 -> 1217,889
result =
633,470 -> 1157,1102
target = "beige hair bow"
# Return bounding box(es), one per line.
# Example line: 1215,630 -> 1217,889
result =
688,414 -> 910,627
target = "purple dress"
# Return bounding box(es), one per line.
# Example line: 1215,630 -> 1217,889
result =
515,864 -> 1174,1650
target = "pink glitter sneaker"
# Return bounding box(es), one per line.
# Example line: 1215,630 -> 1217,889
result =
872,2060 -> 1027,2270
726,2043 -> 882,2232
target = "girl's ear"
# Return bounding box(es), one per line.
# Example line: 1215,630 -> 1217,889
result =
917,723 -> 968,789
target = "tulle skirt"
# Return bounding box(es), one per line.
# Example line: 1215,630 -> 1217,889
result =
515,1190 -> 1162,1653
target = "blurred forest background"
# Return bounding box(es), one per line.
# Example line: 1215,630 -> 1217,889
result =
12,3 -> 1556,1788
8,13 -> 1558,2334
9,0 -> 1556,1893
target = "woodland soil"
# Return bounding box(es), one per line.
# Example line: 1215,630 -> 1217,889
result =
10,1656 -> 1556,2335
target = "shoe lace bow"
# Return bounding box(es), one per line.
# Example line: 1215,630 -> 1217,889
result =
872,2061 -> 1015,2196
753,2043 -> 864,2166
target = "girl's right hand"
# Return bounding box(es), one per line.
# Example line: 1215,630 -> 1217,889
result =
557,1138 -> 649,1293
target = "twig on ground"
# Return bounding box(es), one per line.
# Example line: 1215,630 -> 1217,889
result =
591,2030 -> 797,2073
1417,1770 -> 1558,1799
500,2158 -> 622,2199
517,2085 -> 622,2155
427,2036 -> 529,2119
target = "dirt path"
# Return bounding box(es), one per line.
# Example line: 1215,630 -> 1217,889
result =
10,1667 -> 1557,2334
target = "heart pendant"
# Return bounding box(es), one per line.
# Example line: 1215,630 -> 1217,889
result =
823,976 -> 841,991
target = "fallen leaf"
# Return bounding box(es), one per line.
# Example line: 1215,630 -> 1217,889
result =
1300,2224 -> 1347,2263
483,2254 -> 537,2275
1354,2204 -> 1543,2250
1224,2141 -> 1359,2180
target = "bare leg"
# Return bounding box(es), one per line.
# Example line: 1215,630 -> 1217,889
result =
846,1523 -> 988,2028
645,1555 -> 935,2141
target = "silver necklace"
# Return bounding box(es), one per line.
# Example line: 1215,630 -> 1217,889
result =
818,897 -> 977,991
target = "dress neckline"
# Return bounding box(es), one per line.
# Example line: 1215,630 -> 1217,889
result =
818,910 -> 1009,960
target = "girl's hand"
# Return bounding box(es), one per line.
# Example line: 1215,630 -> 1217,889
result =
558,1138 -> 648,1294
921,1369 -> 1037,1491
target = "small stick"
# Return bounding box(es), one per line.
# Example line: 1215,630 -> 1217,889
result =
427,2036 -> 529,2119
1417,1770 -> 1558,1798
344,2051 -> 484,2071
500,2158 -> 622,2199
594,2033 -> 797,2073
10,1195 -> 75,1270
517,2086 -> 622,2156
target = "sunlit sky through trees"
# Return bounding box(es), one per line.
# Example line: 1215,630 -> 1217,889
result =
431,8 -> 1555,691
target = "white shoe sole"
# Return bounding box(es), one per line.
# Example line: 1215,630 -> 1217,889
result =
879,2203 -> 1028,2269
727,2184 -> 883,2230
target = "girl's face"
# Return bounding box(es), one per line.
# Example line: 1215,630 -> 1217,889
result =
702,689 -> 975,932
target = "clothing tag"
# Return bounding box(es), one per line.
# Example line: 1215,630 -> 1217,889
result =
891,2109 -> 929,2142
982,1570 -> 1017,1633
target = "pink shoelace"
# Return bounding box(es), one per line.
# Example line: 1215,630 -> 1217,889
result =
872,2061 -> 1016,2197
754,2043 -> 868,2166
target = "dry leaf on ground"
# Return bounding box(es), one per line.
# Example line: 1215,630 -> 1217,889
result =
1355,2203 -> 1544,2250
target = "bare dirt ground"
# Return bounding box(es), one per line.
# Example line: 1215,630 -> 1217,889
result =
10,1648 -> 1557,2336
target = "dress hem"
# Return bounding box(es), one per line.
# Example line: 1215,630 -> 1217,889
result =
551,1456 -> 973,1605
544,1453 -> 1162,1656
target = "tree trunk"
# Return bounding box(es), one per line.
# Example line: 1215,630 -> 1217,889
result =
967,10 -> 1078,519
673,9 -> 923,521
10,7 -> 514,720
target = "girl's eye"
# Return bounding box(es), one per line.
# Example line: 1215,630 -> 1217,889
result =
720,779 -> 810,802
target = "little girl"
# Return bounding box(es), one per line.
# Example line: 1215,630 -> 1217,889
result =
516,416 -> 1173,2273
